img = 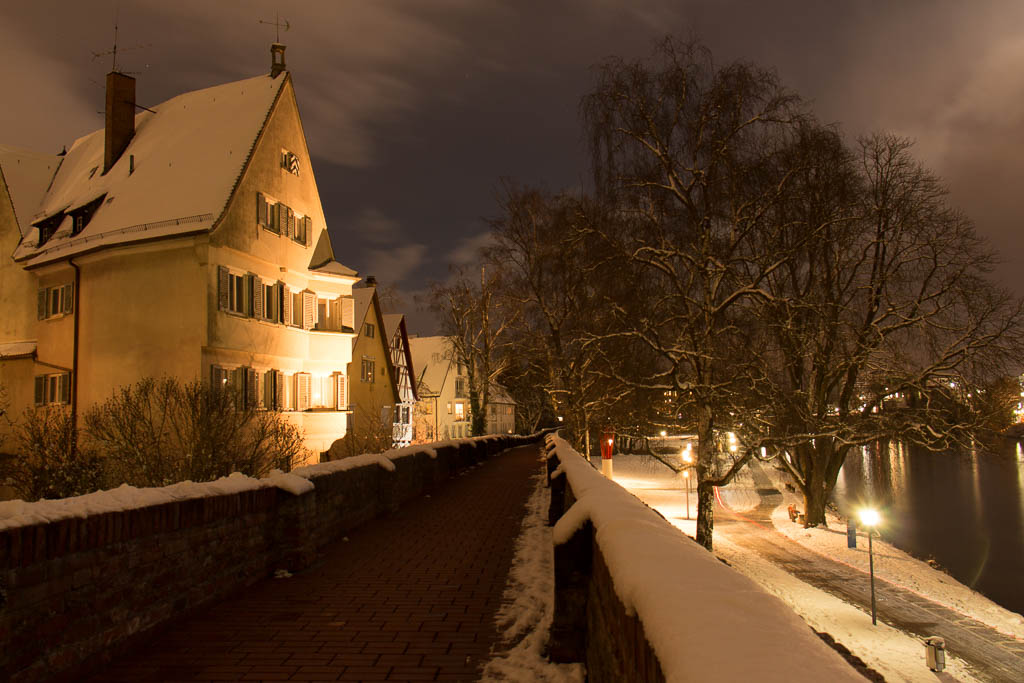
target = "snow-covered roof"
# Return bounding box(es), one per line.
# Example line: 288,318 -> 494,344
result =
308,230 -> 357,278
352,286 -> 375,335
0,145 -> 59,237
382,313 -> 402,340
12,73 -> 287,267
0,340 -> 36,359
489,384 -> 515,405
408,335 -> 453,396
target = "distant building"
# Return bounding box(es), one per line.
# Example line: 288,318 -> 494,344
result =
383,312 -> 418,447
0,45 -> 358,459
408,335 -> 515,441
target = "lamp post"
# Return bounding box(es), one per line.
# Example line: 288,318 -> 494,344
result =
859,508 -> 881,625
682,446 -> 693,520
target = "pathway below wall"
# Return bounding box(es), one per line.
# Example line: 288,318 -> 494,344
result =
86,443 -> 543,682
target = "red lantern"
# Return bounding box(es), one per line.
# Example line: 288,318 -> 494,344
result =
601,428 -> 615,460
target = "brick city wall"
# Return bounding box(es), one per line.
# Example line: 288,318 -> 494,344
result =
0,434 -> 536,682
546,439 -> 666,682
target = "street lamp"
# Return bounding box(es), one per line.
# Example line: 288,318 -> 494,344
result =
683,470 -> 690,519
859,508 -> 881,625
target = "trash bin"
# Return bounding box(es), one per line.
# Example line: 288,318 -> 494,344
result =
924,636 -> 945,672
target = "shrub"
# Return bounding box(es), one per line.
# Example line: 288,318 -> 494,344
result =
2,406 -> 107,501
85,377 -> 307,487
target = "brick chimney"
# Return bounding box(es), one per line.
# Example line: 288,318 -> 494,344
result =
104,71 -> 136,174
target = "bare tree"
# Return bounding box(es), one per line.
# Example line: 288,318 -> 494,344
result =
327,395 -> 396,458
430,265 -> 515,436
581,38 -> 811,549
2,406 -> 106,501
748,132 -> 1024,525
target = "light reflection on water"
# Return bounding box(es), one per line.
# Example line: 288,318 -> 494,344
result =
833,440 -> 1024,616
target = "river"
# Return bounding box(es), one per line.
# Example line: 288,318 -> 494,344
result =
832,439 -> 1024,617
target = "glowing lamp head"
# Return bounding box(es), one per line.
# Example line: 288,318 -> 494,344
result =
859,508 -> 881,527
607,438 -> 613,446
683,470 -> 689,478
660,430 -> 667,437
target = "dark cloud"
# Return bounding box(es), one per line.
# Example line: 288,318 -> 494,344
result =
4,1 -> 1024,334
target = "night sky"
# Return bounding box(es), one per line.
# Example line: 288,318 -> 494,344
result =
4,1 -> 1024,333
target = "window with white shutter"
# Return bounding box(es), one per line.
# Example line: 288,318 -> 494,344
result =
295,372 -> 311,411
341,296 -> 354,329
302,291 -> 315,330
335,372 -> 347,410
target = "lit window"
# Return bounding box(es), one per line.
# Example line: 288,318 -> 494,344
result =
454,402 -> 465,421
361,358 -> 375,383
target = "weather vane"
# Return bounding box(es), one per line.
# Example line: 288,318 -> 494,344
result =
258,13 -> 290,43
91,12 -> 149,73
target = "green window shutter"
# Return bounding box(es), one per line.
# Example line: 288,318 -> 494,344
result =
60,373 -> 70,403
63,282 -> 74,314
283,205 -> 293,239
275,370 -> 285,410
245,274 -> 255,317
37,288 -> 47,320
258,192 -> 269,226
304,216 -> 312,247
34,375 -> 45,405
253,276 -> 264,320
247,368 -> 258,409
217,266 -> 230,311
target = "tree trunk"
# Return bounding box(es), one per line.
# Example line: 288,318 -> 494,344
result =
694,403 -> 715,550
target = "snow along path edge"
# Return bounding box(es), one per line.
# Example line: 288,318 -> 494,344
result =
480,471 -> 585,682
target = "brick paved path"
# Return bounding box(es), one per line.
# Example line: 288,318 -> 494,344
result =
87,444 -> 543,682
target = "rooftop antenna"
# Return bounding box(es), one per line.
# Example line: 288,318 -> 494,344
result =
91,10 -> 149,73
258,12 -> 290,42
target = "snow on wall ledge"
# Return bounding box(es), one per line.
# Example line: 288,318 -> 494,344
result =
546,434 -> 863,683
0,433 -> 538,683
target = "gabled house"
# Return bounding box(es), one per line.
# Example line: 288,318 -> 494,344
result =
382,312 -> 418,447
346,283 -> 398,442
0,45 -> 357,460
485,385 -> 516,435
408,335 -> 471,442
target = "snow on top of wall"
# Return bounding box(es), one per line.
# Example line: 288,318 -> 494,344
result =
13,74 -> 285,266
0,144 -> 60,236
0,472 -> 268,532
546,434 -> 863,683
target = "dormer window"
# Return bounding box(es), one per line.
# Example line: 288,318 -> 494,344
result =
69,195 -> 106,237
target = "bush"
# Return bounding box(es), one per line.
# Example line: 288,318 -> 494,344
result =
2,406 -> 107,501
85,377 -> 307,487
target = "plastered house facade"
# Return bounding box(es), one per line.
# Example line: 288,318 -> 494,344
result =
346,285 -> 398,443
0,47 -> 356,460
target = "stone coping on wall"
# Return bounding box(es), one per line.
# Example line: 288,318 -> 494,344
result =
545,433 -> 864,683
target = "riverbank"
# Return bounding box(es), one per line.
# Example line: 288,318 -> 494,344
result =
607,454 -> 1024,682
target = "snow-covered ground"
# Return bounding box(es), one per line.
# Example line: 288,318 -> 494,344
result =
607,454 -> 1024,683
481,472 -> 585,682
